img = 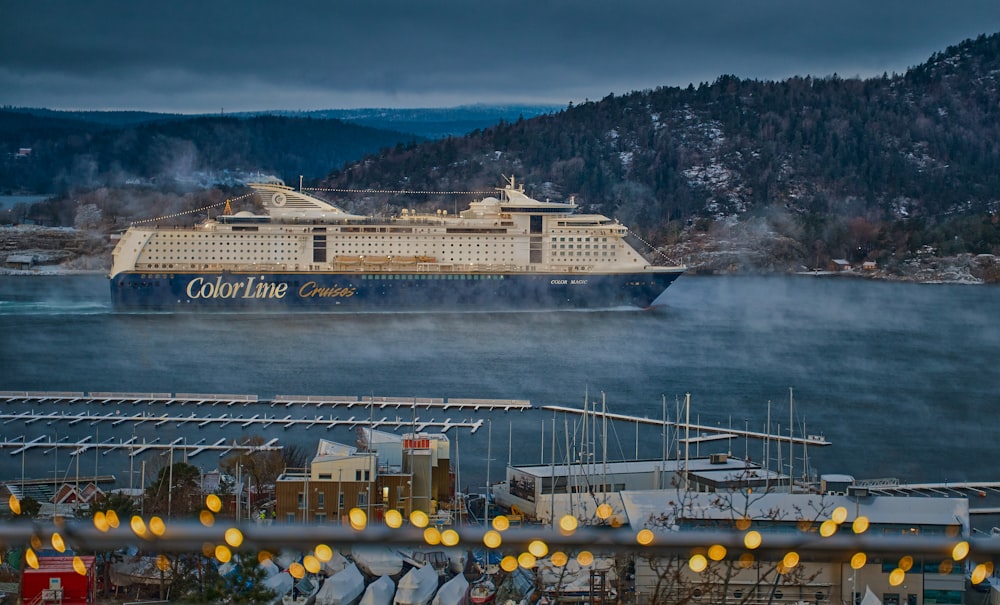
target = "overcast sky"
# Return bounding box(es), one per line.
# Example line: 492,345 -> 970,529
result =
3,1 -> 1000,113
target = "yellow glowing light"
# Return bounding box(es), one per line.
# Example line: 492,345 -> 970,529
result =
483,530 -> 502,549
8,494 -> 20,515
259,551 -> 274,564
550,551 -> 568,567
206,494 -> 222,513
225,527 -> 244,548
735,516 -> 752,531
130,515 -> 147,536
952,541 -> 970,561
938,559 -> 954,575
500,556 -> 518,572
51,532 -> 66,553
423,527 -> 442,546
410,510 -> 429,528
972,564 -> 989,585
819,519 -> 837,537
744,530 -> 762,550
156,555 -> 171,572
689,554 -> 708,573
889,568 -> 905,586
707,544 -> 727,561
289,562 -> 305,579
577,551 -> 594,566
492,515 -> 510,531
202,542 -> 215,557
441,529 -> 460,547
596,503 -> 613,520
852,516 -> 870,534
73,556 -> 87,576
783,551 -> 800,568
30,535 -> 41,551
349,508 -> 367,530
149,516 -> 166,537
106,509 -> 120,528
528,540 -> 549,558
738,553 -> 755,568
518,552 -> 537,569
215,545 -> 232,563
559,515 -> 579,535
26,548 -> 38,569
304,555 -> 321,574
314,544 -> 333,563
831,506 -> 848,524
851,552 -> 867,570
637,529 -> 655,546
898,555 -> 913,572
385,509 -> 403,528
93,511 -> 109,532
200,510 -> 215,527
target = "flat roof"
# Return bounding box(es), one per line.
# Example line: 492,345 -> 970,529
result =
622,491 -> 969,529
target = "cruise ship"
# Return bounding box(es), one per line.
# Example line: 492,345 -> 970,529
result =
109,177 -> 686,310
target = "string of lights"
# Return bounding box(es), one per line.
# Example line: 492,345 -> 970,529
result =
128,192 -> 255,226
4,493 -> 999,582
304,187 -> 494,196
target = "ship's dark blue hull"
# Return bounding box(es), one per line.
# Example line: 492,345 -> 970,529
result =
110,270 -> 683,311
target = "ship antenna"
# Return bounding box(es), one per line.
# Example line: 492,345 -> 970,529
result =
223,199 -> 232,215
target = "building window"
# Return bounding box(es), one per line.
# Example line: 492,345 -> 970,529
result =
317,493 -> 325,508
286,513 -> 295,523
297,493 -> 305,509
314,513 -> 327,523
358,492 -> 368,507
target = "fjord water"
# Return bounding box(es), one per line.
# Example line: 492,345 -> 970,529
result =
0,273 -> 996,491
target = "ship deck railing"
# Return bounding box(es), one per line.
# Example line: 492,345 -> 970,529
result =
132,261 -> 610,274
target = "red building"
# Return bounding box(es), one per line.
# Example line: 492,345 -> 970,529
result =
21,556 -> 96,605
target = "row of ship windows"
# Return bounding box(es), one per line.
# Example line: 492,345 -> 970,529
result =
157,234 -> 613,243
361,274 -> 505,280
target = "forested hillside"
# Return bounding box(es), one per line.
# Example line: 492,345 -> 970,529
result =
0,113 -> 421,193
324,33 -> 1000,271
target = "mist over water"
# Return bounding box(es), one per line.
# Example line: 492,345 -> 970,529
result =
0,273 -> 997,493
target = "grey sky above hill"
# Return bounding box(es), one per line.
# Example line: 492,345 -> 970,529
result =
3,0 -> 999,113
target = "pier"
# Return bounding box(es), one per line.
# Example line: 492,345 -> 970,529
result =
0,391 -> 530,411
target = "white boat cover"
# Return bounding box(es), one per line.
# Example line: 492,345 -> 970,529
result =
393,564 -> 439,605
431,573 -> 469,605
315,563 -> 366,605
360,575 -> 397,605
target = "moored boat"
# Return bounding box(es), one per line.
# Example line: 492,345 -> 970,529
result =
469,577 -> 496,605
314,562 -> 366,605
431,573 -> 469,605
392,564 -> 439,605
359,575 -> 397,605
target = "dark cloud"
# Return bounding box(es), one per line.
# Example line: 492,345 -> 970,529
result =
3,0 -> 999,112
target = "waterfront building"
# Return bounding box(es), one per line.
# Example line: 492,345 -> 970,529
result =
623,491 -> 969,605
274,431 -> 453,524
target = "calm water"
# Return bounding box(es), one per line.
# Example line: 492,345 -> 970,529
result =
0,273 -> 996,491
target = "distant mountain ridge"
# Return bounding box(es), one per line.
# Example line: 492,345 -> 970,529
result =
0,104 -> 562,193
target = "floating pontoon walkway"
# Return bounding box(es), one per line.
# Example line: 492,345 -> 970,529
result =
0,410 -> 484,434
0,434 -> 281,458
542,404 -> 833,447
0,391 -> 530,411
